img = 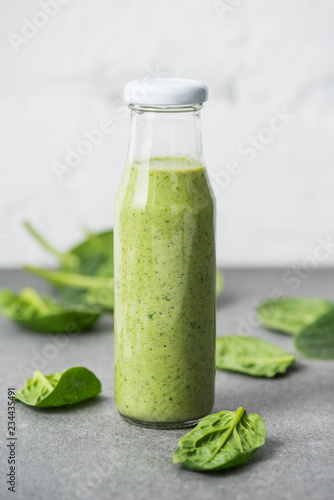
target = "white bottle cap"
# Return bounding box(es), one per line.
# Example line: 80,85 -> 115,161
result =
124,78 -> 208,106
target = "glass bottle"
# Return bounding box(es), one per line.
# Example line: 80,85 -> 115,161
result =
114,78 -> 216,428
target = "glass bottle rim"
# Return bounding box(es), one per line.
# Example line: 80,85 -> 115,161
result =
128,103 -> 203,114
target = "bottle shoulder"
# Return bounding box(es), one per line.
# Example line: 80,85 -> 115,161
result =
115,158 -> 214,213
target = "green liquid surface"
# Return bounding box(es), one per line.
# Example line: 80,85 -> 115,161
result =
114,157 -> 216,424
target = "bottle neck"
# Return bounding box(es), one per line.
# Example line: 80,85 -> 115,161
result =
126,104 -> 204,166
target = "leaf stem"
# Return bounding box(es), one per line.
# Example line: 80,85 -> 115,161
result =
202,407 -> 246,465
24,221 -> 79,269
24,266 -> 114,290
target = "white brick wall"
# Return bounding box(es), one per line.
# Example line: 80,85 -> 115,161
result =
1,0 -> 334,267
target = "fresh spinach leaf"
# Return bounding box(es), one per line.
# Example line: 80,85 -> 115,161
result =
68,230 -> 114,276
0,288 -> 100,333
24,223 -> 114,311
294,309 -> 334,359
16,367 -> 102,407
216,335 -> 295,377
173,407 -> 266,471
24,267 -> 113,289
24,222 -> 113,277
84,287 -> 114,312
256,297 -> 334,335
24,267 -> 114,311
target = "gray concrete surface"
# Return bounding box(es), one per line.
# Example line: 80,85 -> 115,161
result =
0,269 -> 333,500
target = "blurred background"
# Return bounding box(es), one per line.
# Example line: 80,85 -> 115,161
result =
1,0 -> 333,268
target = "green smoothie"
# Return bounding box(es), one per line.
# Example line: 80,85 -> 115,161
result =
114,157 -> 216,426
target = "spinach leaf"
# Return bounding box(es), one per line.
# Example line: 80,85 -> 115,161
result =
0,288 -> 100,333
15,367 -> 102,407
84,287 -> 114,312
24,222 -> 113,277
24,223 -> 114,311
216,335 -> 295,378
173,407 -> 266,471
24,267 -> 113,290
68,229 -> 114,277
294,309 -> 334,359
216,335 -> 295,377
256,297 -> 334,335
24,267 -> 114,312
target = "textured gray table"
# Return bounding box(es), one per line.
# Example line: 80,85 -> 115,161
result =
0,269 -> 333,500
